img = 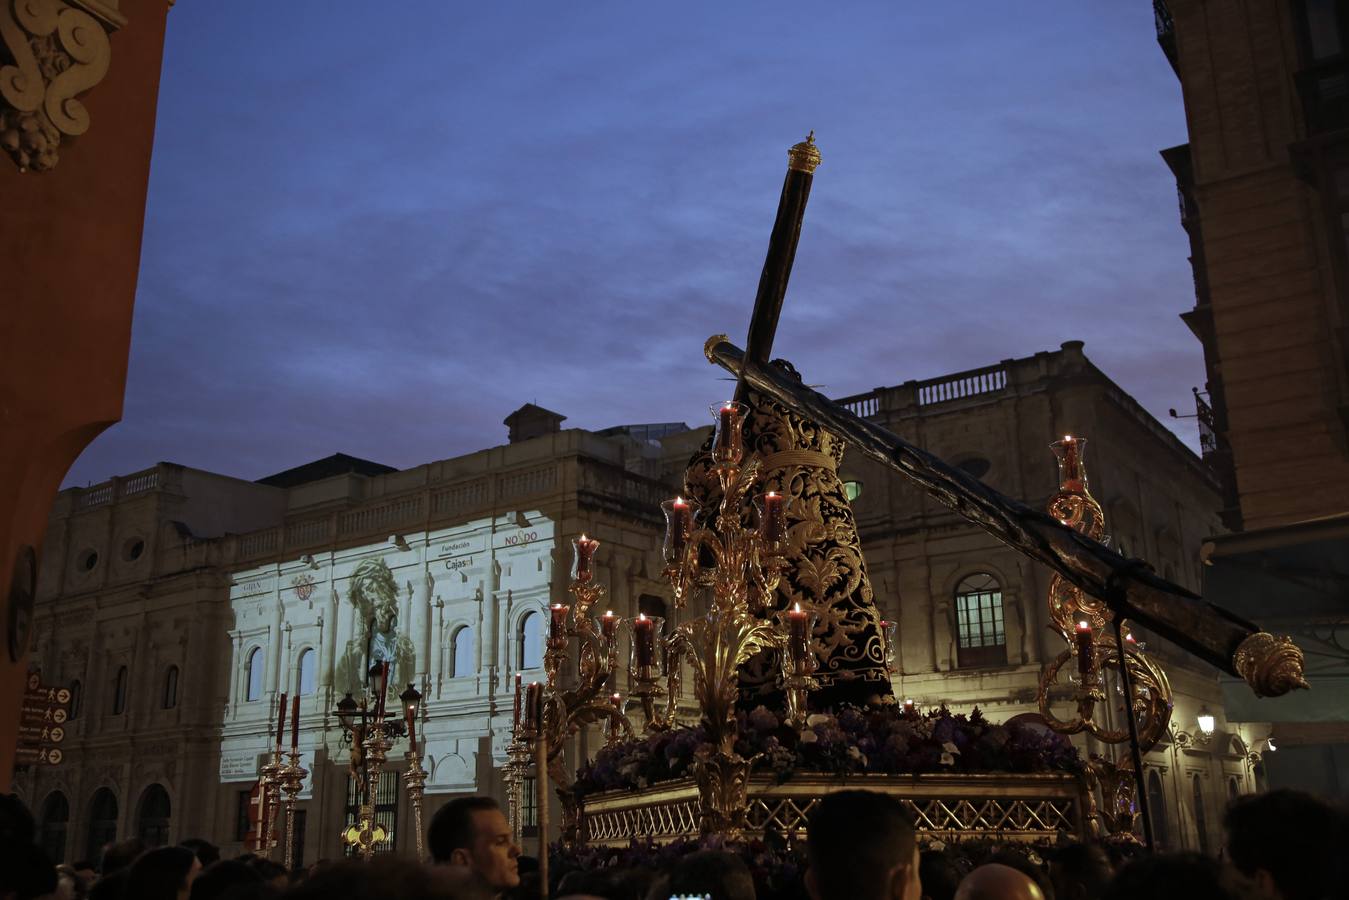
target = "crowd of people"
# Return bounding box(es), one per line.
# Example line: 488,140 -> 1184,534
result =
0,788 -> 1344,900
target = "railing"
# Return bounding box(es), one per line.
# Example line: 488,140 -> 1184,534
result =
338,496 -> 422,537
238,529 -> 280,558
285,517 -> 331,547
837,392 -> 880,417
580,773 -> 1088,847
1154,0 -> 1178,74
917,364 -> 1007,406
431,480 -> 489,516
498,466 -> 556,500
76,467 -> 162,509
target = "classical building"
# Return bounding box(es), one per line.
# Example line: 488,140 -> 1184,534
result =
1155,0 -> 1349,794
19,346 -> 1268,860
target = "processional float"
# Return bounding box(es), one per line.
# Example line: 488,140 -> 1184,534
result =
499,133 -> 1308,873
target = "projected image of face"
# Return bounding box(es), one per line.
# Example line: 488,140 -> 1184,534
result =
336,557 -> 416,695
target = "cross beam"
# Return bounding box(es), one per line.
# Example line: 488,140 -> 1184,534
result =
705,335 -> 1308,696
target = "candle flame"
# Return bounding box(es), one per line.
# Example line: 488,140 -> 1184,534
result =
638,613 -> 646,621
1077,620 -> 1090,630
794,602 -> 801,612
605,610 -> 613,616
904,698 -> 914,706
580,533 -> 587,542
1064,434 -> 1073,441
674,496 -> 686,506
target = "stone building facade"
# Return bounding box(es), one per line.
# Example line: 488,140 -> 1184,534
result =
1155,0 -> 1349,795
18,347 -> 1268,860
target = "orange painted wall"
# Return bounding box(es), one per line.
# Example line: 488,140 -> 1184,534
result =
0,0 -> 171,789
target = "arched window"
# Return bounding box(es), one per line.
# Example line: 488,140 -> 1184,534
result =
111,666 -> 128,715
518,612 -> 542,670
953,573 -> 1007,668
136,784 -> 171,847
245,648 -> 264,702
162,666 -> 179,709
1146,769 -> 1170,849
86,788 -> 118,860
68,680 -> 82,720
297,649 -> 316,696
39,792 -> 69,863
1192,774 -> 1209,853
453,626 -> 475,678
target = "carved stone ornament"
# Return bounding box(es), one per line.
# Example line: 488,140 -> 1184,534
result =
1233,631 -> 1310,698
0,0 -> 125,172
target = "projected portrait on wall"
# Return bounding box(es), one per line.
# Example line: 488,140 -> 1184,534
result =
335,557 -> 416,694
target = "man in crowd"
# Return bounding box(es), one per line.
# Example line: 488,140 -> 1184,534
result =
427,796 -> 521,896
1224,789 -> 1346,900
806,790 -> 921,900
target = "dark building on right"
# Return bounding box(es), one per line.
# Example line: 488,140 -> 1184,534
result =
1156,0 -> 1349,795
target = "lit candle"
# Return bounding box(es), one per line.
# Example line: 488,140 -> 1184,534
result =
713,401 -> 744,459
759,491 -> 786,544
290,694 -> 300,752
610,692 -> 622,712
1075,621 -> 1094,677
786,603 -> 810,665
572,534 -> 600,582
405,702 -> 417,754
633,614 -> 656,668
600,610 -> 619,639
663,497 -> 692,561
549,603 -> 570,642
524,681 -> 543,732
275,692 -> 288,752
1055,434 -> 1086,492
903,698 -> 915,715
512,672 -> 522,729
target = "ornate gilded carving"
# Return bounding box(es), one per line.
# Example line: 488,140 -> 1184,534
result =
0,0 -> 122,172
1233,632 -> 1310,698
683,383 -> 890,707
786,131 -> 821,174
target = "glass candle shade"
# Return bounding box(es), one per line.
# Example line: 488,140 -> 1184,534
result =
755,491 -> 787,545
548,603 -> 571,649
571,534 -> 600,583
1075,620 -> 1094,677
711,401 -> 747,465
597,611 -> 622,641
879,619 -> 900,671
661,497 -> 695,563
628,614 -> 664,678
1050,435 -> 1089,492
775,604 -> 817,674
523,681 -> 543,734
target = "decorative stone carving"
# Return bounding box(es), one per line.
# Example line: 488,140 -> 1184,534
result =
0,0 -> 124,172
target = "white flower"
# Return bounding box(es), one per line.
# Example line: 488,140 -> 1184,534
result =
799,729 -> 819,744
928,840 -> 947,852
939,751 -> 955,766
806,713 -> 832,728
942,741 -> 960,755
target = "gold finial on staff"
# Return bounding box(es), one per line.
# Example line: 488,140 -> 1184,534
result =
787,131 -> 821,174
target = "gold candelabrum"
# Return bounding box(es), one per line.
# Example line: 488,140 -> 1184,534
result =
279,750 -> 309,869
656,400 -> 796,838
1034,436 -> 1173,844
332,665 -> 426,861
257,750 -> 284,858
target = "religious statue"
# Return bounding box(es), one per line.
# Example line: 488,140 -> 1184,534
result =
335,558 -> 416,696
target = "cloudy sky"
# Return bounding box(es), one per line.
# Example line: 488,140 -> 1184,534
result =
64,1 -> 1198,487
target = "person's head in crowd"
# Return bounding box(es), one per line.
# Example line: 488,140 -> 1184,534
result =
985,850 -> 1054,900
179,839 -> 221,869
72,862 -> 98,891
1047,844 -> 1111,900
1103,854 -> 1261,900
1224,789 -> 1345,900
244,858 -> 288,891
190,860 -> 262,900
287,858 -> 492,900
125,845 -> 202,900
101,838 -> 148,876
0,844 -> 57,900
954,863 -> 1046,900
55,864 -> 84,900
807,790 -> 921,900
647,851 -> 755,900
88,870 -> 128,900
427,796 -> 521,893
919,850 -> 962,900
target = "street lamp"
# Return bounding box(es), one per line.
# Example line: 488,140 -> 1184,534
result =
1196,706 -> 1216,738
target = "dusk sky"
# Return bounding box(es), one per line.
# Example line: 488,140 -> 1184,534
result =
65,1 -> 1199,488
